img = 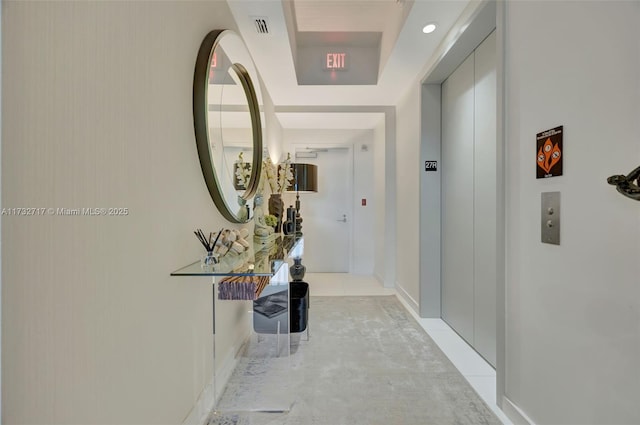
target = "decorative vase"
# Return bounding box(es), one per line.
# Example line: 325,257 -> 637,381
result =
283,205 -> 296,235
268,193 -> 284,233
290,257 -> 306,282
283,220 -> 294,235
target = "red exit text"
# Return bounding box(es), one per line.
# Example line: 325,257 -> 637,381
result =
326,53 -> 347,70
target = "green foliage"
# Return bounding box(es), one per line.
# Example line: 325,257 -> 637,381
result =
264,214 -> 278,227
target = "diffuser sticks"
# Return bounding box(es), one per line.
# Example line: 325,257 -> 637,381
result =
194,228 -> 222,252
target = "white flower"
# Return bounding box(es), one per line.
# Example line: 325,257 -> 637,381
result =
263,158 -> 278,193
259,154 -> 294,195
235,152 -> 251,188
277,153 -> 294,194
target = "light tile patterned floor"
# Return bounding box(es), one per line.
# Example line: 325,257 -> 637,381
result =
306,272 -> 396,297
209,294 -> 502,425
306,272 -> 513,425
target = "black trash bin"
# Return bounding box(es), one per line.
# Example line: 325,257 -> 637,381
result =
290,281 -> 309,333
253,282 -> 309,334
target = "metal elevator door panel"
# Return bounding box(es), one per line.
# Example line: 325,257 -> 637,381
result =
441,52 -> 475,345
441,31 -> 497,367
472,31 -> 497,367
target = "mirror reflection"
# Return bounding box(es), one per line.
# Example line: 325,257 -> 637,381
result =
194,30 -> 263,223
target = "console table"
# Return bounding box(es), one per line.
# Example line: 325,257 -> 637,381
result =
171,235 -> 303,414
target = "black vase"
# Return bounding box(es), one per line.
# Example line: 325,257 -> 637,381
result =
283,221 -> 295,235
290,257 -> 306,282
283,206 -> 296,235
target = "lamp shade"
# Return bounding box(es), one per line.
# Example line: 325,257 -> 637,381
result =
286,163 -> 318,193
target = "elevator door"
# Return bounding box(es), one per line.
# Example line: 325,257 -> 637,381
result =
441,31 -> 496,367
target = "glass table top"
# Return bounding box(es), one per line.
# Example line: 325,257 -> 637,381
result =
171,235 -> 301,277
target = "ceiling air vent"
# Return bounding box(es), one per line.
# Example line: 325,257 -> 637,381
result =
253,17 -> 269,34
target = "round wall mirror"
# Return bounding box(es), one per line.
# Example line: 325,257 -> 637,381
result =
193,30 -> 263,223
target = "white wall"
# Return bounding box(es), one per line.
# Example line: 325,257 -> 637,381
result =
503,2 -> 640,424
352,138 -> 375,274
419,84 -> 441,318
373,119 -> 386,282
1,2 -> 251,423
383,110 -> 397,289
395,85 -> 421,310
262,87 -> 284,163
0,2 -> 3,418
283,128 -> 376,274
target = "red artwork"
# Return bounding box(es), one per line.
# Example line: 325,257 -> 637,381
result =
536,126 -> 563,178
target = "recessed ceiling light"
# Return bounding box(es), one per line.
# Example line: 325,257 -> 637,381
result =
422,23 -> 437,34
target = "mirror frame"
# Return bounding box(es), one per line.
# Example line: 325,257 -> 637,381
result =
193,29 -> 262,223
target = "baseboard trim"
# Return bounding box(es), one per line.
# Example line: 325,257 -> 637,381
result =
183,326 -> 250,425
182,377 -> 214,425
374,271 -> 396,288
395,283 -> 419,313
502,395 -> 535,425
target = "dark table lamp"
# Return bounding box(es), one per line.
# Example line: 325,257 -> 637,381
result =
286,163 -> 318,237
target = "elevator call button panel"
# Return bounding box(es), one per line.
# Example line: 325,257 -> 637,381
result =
541,192 -> 560,245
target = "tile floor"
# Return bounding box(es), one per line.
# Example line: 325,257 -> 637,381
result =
305,272 -> 513,425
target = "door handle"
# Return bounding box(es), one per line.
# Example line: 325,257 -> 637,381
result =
608,165 -> 640,201
337,214 -> 347,223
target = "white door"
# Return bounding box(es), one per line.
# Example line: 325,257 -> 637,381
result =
294,147 -> 351,272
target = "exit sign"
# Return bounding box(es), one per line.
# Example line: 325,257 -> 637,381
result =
325,52 -> 347,70
209,52 -> 218,79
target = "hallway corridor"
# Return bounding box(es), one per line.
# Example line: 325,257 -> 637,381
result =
207,274 -> 510,425
309,273 -> 511,424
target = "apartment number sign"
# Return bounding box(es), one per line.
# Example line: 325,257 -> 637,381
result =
425,161 -> 438,171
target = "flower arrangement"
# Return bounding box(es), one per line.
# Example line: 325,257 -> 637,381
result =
234,152 -> 252,189
257,163 -> 268,195
260,153 -> 293,195
278,153 -> 294,193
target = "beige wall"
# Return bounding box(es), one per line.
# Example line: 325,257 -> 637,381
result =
1,1 -> 248,423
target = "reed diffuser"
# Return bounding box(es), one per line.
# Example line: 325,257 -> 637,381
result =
194,228 -> 222,268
